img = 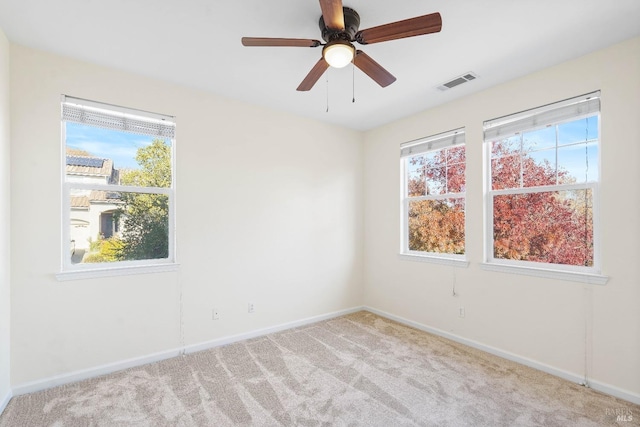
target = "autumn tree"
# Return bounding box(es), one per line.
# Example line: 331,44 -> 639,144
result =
491,139 -> 593,267
407,146 -> 465,254
408,139 -> 593,267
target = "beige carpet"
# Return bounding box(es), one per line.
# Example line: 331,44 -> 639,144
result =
1,311 -> 637,426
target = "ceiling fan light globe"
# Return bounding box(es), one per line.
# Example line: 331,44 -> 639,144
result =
323,42 -> 355,68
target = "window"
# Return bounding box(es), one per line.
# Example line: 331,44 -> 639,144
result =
58,96 -> 177,279
483,92 -> 605,282
400,129 -> 466,264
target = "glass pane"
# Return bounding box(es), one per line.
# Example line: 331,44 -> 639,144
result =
70,190 -> 169,264
558,116 -> 598,146
491,155 -> 521,190
522,126 -> 556,151
491,136 -> 521,159
65,122 -> 172,188
493,189 -> 593,266
446,146 -> 466,164
446,146 -> 466,193
407,154 -> 426,168
407,166 -> 426,197
447,165 -> 465,193
408,198 -> 465,254
422,150 -> 442,168
523,148 -> 557,187
425,166 -> 446,195
557,143 -> 599,184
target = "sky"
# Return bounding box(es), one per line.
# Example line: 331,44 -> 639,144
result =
520,116 -> 599,183
69,114 -> 595,182
65,122 -> 168,170
406,115 -> 599,192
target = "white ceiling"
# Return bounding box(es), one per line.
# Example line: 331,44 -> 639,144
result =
1,0 -> 639,130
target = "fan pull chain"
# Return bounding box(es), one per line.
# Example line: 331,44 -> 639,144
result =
326,73 -> 329,113
352,61 -> 356,103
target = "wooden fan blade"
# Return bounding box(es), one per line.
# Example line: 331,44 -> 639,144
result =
297,58 -> 330,91
355,12 -> 442,45
319,0 -> 345,31
241,37 -> 321,47
353,50 -> 396,88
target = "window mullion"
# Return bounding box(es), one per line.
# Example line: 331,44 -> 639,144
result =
519,133 -> 524,188
65,182 -> 172,195
490,182 -> 595,196
555,124 -> 559,185
408,192 -> 465,202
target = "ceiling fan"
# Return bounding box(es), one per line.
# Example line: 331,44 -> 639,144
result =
241,0 -> 442,91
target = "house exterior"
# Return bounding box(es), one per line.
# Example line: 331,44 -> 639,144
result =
66,154 -> 122,260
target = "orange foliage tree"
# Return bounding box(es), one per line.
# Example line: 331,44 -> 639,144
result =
407,146 -> 465,254
408,140 -> 593,266
490,139 -> 593,266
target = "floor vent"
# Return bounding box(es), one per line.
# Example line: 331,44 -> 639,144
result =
437,72 -> 478,91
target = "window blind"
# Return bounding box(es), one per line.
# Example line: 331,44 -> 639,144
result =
483,91 -> 600,141
400,128 -> 465,158
61,95 -> 176,139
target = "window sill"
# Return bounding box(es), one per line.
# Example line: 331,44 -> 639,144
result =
398,253 -> 469,268
56,263 -> 180,281
480,262 -> 608,285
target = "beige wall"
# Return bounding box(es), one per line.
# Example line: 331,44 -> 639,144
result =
0,26 -> 11,409
9,45 -> 364,385
5,34 -> 639,403
363,36 -> 640,399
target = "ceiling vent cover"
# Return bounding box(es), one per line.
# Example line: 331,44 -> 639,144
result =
437,72 -> 478,91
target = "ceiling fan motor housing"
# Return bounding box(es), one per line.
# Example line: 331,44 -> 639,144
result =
319,7 -> 360,42
241,4 -> 442,91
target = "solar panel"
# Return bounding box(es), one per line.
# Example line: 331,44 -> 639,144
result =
66,156 -> 104,168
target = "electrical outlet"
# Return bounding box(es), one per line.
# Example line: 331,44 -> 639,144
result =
248,302 -> 255,313
459,307 -> 465,318
212,307 -> 220,320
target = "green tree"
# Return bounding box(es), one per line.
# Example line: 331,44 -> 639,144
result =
117,140 -> 171,261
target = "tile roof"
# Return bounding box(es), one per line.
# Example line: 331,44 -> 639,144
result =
70,191 -> 122,210
70,195 -> 89,209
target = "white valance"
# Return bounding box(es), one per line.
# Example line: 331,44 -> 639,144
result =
400,128 -> 465,158
483,91 -> 600,141
61,95 -> 175,139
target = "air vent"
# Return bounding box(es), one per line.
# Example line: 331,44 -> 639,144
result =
437,72 -> 478,91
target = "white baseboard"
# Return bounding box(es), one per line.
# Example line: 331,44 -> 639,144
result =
184,306 -> 364,354
364,306 -> 640,406
12,306 -> 364,397
586,379 -> 640,406
12,305 -> 637,406
0,389 -> 11,415
12,347 -> 182,396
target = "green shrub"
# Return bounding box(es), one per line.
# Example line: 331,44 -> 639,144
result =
83,237 -> 124,263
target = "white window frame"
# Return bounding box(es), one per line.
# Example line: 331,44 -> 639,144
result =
482,92 -> 607,284
399,128 -> 469,267
57,95 -> 178,280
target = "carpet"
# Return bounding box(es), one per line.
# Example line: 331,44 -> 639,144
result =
1,311 -> 637,426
